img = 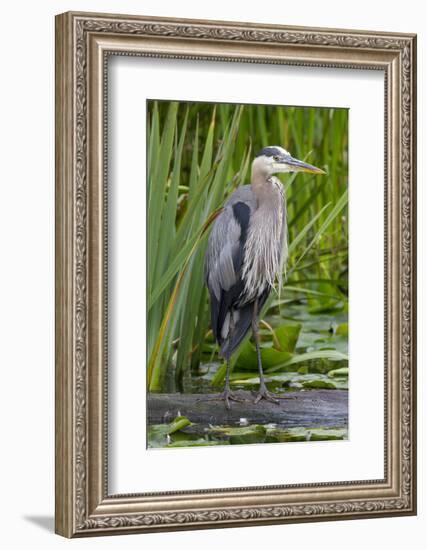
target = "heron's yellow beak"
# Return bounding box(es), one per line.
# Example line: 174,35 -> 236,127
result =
282,156 -> 326,174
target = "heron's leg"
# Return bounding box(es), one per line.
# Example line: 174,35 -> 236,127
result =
197,313 -> 247,410
224,359 -> 232,394
222,360 -> 247,409
252,298 -> 292,405
197,360 -> 247,410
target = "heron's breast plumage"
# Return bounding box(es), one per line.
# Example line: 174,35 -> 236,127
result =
240,179 -> 286,303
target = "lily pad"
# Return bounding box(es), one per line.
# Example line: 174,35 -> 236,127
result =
274,324 -> 302,352
147,416 -> 192,448
210,424 -> 267,445
231,372 -> 347,391
167,439 -> 229,447
266,349 -> 348,373
336,322 -> 349,336
328,367 -> 349,377
234,341 -> 258,370
265,426 -> 348,443
308,300 -> 344,314
148,415 -> 191,437
266,427 -> 311,442
302,379 -> 338,389
309,428 -> 348,440
235,341 -> 292,371
261,347 -> 294,368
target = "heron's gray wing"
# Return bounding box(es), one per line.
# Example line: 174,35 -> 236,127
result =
205,206 -> 240,297
204,185 -> 256,292
205,200 -> 251,342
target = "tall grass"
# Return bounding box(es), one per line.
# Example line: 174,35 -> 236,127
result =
147,101 -> 348,392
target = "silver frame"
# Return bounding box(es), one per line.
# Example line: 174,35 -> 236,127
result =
55,11 -> 417,537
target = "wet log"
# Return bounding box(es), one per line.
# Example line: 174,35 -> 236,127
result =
147,389 -> 348,428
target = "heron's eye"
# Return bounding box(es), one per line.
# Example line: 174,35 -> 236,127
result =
273,155 -> 280,161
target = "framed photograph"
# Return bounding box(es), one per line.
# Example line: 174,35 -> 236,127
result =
55,11 -> 417,537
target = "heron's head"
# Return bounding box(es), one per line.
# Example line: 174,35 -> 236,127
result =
253,146 -> 325,177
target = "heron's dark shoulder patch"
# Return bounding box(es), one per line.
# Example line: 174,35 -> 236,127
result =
232,202 -> 250,242
231,202 -> 250,273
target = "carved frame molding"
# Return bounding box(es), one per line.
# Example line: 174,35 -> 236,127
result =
55,11 -> 416,537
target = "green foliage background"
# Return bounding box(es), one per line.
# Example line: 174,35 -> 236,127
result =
147,101 -> 348,393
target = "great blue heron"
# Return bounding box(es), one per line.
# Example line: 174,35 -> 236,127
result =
205,146 -> 325,408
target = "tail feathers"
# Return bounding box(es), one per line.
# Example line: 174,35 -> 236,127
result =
220,303 -> 253,360
218,289 -> 270,361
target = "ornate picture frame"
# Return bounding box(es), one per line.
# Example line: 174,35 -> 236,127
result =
55,11 -> 417,537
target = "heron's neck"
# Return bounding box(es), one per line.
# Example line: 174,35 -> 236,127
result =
251,166 -> 281,206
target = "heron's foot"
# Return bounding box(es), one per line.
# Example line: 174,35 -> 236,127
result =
253,384 -> 294,405
197,389 -> 247,410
